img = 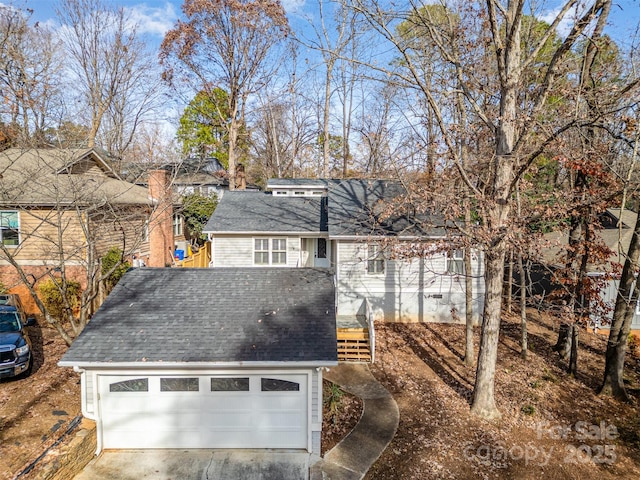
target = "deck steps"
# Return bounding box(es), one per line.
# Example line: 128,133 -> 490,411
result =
337,328 -> 371,362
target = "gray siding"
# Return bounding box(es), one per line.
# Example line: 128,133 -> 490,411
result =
592,278 -> 640,330
336,241 -> 485,323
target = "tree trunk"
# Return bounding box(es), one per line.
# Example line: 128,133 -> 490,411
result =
568,324 -> 579,375
505,250 -> 513,313
471,246 -> 505,419
518,253 -> 528,359
600,199 -> 640,400
554,323 -> 572,360
464,206 -> 475,366
228,117 -> 238,190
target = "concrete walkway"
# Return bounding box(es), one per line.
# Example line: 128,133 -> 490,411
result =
311,363 -> 399,480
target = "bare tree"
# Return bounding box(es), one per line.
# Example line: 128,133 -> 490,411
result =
0,5 -> 64,146
160,0 -> 290,190
350,0 -> 638,419
56,0 -> 160,160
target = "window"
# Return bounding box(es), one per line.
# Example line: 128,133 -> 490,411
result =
254,238 -> 287,265
173,214 -> 183,236
317,238 -> 327,259
0,211 -> 19,246
109,378 -> 148,392
447,249 -> 465,275
367,244 -> 385,274
211,377 -> 250,391
160,377 -> 199,391
271,239 -> 286,264
254,238 -> 269,264
261,378 -> 300,392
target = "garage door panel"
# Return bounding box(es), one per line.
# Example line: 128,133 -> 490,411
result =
205,412 -> 252,428
205,395 -> 253,409
153,395 -> 201,410
99,374 -> 308,449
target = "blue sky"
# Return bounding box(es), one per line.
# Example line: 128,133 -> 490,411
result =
18,0 -> 640,50
21,0 -> 308,42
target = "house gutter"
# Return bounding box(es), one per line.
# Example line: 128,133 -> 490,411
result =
58,360 -> 338,369
204,230 -> 327,236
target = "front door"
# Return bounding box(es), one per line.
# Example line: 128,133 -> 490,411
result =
314,238 -> 330,268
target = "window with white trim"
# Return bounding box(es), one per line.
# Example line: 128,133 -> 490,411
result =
447,249 -> 465,274
254,238 -> 269,264
254,238 -> 287,265
0,211 -> 19,246
271,238 -> 287,264
367,244 -> 385,274
173,214 -> 183,236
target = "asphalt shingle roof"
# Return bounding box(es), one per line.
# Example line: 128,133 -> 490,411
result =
0,148 -> 150,206
327,179 -> 446,237
60,268 -> 337,365
203,191 -> 326,233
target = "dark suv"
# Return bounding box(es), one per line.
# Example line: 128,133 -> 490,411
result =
0,294 -> 36,379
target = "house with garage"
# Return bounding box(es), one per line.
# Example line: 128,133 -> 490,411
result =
204,178 -> 486,359
59,267 -> 337,455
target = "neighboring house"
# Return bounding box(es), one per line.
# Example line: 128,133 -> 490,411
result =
204,178 -> 486,326
541,208 -> 640,334
124,157 -> 257,256
0,148 -> 175,312
59,267 -> 337,455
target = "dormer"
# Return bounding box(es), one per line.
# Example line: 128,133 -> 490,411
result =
266,178 -> 328,197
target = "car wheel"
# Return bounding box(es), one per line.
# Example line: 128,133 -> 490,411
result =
20,356 -> 33,378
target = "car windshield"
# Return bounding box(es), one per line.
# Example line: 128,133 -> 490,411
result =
0,312 -> 20,332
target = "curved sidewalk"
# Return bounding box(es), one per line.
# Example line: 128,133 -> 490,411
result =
311,363 -> 399,480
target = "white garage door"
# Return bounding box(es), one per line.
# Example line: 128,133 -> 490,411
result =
98,374 -> 308,449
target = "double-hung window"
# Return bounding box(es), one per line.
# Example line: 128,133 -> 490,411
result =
367,244 -> 385,274
0,211 -> 19,247
254,238 -> 287,265
271,239 -> 287,264
447,249 -> 465,274
173,214 -> 183,236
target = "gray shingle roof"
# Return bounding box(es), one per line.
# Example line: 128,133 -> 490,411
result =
60,268 -> 337,365
203,191 -> 326,233
327,179 -> 446,237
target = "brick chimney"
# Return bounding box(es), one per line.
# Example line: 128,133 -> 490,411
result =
148,169 -> 174,267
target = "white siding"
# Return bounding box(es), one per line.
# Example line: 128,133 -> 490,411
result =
212,236 -> 254,267
336,240 -> 485,323
212,235 -> 301,268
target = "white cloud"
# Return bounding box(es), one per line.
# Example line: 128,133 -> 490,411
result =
539,3 -> 597,39
126,2 -> 178,37
282,0 -> 306,14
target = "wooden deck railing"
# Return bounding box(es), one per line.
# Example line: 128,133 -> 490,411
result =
178,242 -> 211,268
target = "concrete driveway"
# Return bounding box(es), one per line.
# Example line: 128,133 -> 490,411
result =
73,449 -> 311,480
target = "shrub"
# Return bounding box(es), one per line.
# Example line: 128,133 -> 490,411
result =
323,382 -> 345,425
38,277 -> 81,322
521,404 -> 536,416
101,247 -> 130,293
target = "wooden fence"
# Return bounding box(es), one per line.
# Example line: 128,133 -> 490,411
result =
178,242 -> 211,268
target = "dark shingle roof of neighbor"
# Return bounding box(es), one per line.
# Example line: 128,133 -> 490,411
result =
60,268 -> 337,365
203,191 -> 327,233
327,179 -> 446,237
